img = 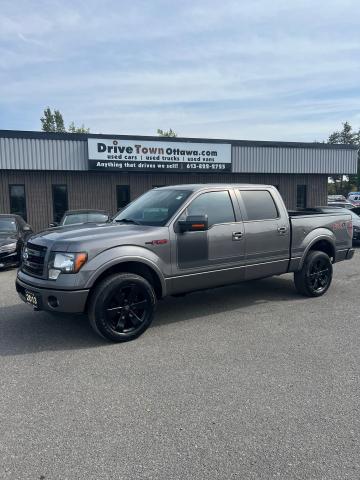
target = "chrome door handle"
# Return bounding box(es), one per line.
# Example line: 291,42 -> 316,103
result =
277,226 -> 287,234
232,231 -> 243,240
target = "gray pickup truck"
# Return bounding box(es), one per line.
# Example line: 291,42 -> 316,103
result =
16,184 -> 354,342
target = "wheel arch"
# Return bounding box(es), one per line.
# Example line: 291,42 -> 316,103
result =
299,235 -> 336,269
85,259 -> 165,309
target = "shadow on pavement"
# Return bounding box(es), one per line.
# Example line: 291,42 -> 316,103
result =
0,275 -> 299,356
154,275 -> 299,327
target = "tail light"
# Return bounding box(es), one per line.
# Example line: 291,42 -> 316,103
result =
347,220 -> 353,237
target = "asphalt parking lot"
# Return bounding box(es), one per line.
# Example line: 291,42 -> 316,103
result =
1,254 -> 359,480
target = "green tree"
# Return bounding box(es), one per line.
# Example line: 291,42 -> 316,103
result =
40,107 -> 56,132
53,109 -> 65,132
327,122 -> 360,194
41,107 -> 65,132
68,121 -> 90,133
157,128 -> 177,137
40,107 -> 90,133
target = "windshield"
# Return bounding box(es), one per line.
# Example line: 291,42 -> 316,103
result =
0,218 -> 17,233
113,189 -> 192,226
63,213 -> 108,225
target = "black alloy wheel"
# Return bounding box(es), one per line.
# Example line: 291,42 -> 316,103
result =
104,283 -> 150,334
294,250 -> 333,297
306,257 -> 331,294
89,273 -> 156,342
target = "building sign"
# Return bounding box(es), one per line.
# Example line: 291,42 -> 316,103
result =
88,138 -> 232,172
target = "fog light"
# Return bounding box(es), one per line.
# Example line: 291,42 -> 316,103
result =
49,269 -> 61,280
48,296 -> 59,308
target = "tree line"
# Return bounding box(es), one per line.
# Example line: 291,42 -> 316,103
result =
327,122 -> 360,195
40,107 -> 90,133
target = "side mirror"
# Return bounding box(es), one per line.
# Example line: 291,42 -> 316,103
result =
23,225 -> 32,232
49,222 -> 59,228
178,215 -> 208,233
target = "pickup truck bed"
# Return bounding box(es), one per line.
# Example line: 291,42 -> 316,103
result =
288,209 -> 353,268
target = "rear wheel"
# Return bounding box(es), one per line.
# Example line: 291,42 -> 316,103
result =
294,250 -> 333,297
88,273 -> 156,342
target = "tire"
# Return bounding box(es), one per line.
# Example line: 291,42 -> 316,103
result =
88,273 -> 157,342
294,250 -> 333,297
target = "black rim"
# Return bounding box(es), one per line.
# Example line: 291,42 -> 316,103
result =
103,283 -> 151,335
307,258 -> 331,293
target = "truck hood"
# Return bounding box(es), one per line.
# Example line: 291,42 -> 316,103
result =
28,222 -> 170,257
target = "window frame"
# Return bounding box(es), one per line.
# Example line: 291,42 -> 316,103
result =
52,184 -> 69,223
236,189 -> 280,222
9,184 -> 27,222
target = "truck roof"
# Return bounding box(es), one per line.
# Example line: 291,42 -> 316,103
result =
155,184 -> 275,191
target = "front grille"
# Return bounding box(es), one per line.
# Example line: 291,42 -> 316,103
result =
22,242 -> 47,277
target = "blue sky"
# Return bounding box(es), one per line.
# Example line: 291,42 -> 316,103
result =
0,0 -> 359,141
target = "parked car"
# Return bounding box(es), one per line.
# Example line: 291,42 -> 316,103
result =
328,195 -> 347,202
351,206 -> 360,216
50,209 -> 110,228
16,184 -> 355,343
0,214 -> 33,269
328,201 -> 354,209
347,192 -> 360,206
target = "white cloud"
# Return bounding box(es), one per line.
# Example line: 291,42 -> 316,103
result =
0,0 -> 359,140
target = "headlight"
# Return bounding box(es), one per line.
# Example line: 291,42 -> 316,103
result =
0,242 -> 17,253
48,252 -> 87,280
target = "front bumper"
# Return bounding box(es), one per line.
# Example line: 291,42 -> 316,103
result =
16,276 -> 89,313
0,251 -> 19,269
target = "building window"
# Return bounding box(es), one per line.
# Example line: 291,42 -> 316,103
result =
9,184 -> 27,221
52,185 -> 68,223
297,185 -> 307,209
116,185 -> 130,210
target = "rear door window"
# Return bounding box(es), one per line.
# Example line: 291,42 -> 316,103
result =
240,190 -> 278,221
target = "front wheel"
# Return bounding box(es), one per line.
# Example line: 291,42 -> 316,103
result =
294,250 -> 333,297
88,273 -> 156,342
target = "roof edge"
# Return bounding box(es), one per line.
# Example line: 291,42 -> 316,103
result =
0,129 -> 358,150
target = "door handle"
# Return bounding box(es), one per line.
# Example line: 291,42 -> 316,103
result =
232,231 -> 243,240
277,226 -> 287,234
